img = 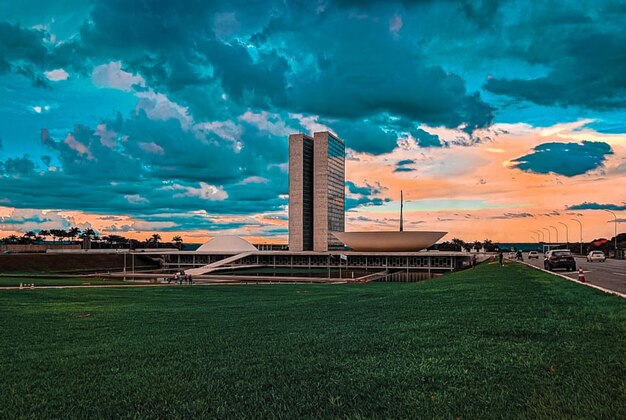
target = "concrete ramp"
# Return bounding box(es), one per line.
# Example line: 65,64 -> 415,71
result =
185,252 -> 254,276
354,270 -> 389,283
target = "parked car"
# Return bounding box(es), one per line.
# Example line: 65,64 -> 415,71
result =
544,250 -> 576,271
586,250 -> 606,262
528,251 -> 539,259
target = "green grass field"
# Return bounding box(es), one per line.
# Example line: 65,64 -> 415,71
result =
0,277 -> 127,287
0,262 -> 624,418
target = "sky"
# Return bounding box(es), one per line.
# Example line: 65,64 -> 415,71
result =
0,0 -> 625,244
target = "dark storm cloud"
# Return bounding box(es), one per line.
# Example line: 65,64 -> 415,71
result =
394,158 -> 417,173
484,3 -> 626,110
412,129 -> 443,148
0,155 -> 36,177
567,202 -> 626,211
0,113 -> 289,220
280,15 -> 494,132
346,181 -> 389,210
2,0 -> 626,232
330,119 -> 400,154
393,167 -> 415,173
510,141 -> 612,177
42,0 -> 493,147
0,22 -> 49,86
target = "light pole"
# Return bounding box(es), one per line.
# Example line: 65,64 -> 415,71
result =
530,232 -> 538,243
531,230 -> 543,243
542,227 -> 551,244
605,210 -> 618,255
533,229 -> 544,242
558,222 -> 569,247
549,225 -> 559,244
571,218 -> 583,255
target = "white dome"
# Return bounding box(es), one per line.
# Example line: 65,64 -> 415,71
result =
196,235 -> 258,253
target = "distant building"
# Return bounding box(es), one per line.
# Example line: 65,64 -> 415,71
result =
289,131 -> 345,251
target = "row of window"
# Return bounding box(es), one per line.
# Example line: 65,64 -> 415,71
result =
169,254 -> 454,268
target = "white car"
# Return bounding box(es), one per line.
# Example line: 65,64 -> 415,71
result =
528,251 -> 539,259
587,251 -> 606,262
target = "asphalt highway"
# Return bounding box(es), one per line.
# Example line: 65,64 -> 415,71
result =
523,253 -> 626,295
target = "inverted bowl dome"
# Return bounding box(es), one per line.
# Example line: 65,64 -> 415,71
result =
196,235 -> 258,253
332,231 -> 447,252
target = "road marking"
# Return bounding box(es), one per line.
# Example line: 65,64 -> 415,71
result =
613,272 -> 626,276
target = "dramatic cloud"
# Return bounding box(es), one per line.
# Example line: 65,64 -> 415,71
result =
346,181 -> 390,210
485,23 -> 626,110
0,0 -> 625,240
567,202 -> 626,211
0,155 -> 36,177
0,209 -> 77,232
0,22 -> 49,85
509,141 -> 613,176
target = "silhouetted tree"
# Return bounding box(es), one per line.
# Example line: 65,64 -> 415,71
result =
68,227 -> 80,243
451,238 -> 465,252
23,231 -> 37,244
150,234 -> 161,248
39,229 -> 50,242
482,239 -> 496,252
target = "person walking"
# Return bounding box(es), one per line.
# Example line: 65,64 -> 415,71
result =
472,254 -> 477,269
188,274 -> 193,285
178,272 -> 183,285
498,251 -> 504,266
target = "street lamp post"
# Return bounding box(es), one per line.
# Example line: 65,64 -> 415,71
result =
535,229 -> 544,242
558,222 -> 569,247
605,210 -> 618,255
542,228 -> 551,245
549,225 -> 559,245
571,218 -> 583,255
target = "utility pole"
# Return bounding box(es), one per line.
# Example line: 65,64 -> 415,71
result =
571,218 -> 583,255
558,222 -> 569,247
400,190 -> 404,232
605,210 -> 618,256
543,228 -> 551,244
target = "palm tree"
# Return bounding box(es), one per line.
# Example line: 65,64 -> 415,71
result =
68,227 -> 80,243
151,233 -> 161,248
39,230 -> 50,243
49,229 -> 62,244
23,231 -> 37,244
56,229 -> 68,244
482,239 -> 495,252
129,238 -> 139,250
172,235 -> 183,250
451,238 -> 466,252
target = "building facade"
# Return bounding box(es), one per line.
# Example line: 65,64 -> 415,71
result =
289,131 -> 345,251
288,133 -> 314,251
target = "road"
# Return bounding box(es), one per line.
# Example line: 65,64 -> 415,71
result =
523,254 -> 626,295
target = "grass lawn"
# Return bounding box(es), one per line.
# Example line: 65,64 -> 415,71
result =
0,277 -> 127,287
0,262 -> 624,418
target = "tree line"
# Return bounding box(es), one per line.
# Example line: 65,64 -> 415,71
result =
0,229 -> 185,250
430,238 -> 498,252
